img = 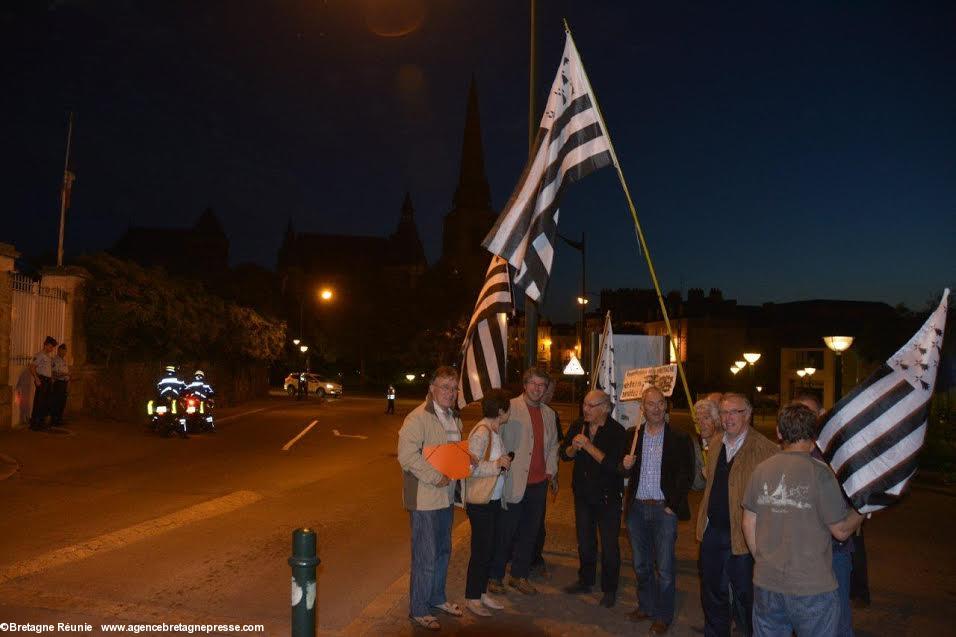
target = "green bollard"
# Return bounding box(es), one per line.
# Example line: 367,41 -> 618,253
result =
289,528 -> 320,637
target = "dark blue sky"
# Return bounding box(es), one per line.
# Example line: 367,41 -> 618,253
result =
3,1 -> 954,321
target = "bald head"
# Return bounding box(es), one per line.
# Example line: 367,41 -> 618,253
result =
583,390 -> 610,425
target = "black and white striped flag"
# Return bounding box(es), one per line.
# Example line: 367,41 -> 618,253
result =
817,288 -> 949,513
591,311 -> 618,420
457,256 -> 513,408
482,32 -> 614,301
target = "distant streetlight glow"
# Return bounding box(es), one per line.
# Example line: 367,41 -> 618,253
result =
300,345 -> 308,353
405,374 -> 416,382
730,366 -> 741,375
797,369 -> 807,378
320,288 -> 334,301
743,352 -> 761,364
293,339 -> 300,346
576,296 -> 589,305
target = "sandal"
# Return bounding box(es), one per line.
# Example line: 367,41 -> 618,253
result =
432,601 -> 464,617
408,614 -> 441,631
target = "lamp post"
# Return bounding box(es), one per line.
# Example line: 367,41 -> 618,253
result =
823,336 -> 854,404
743,352 -> 761,404
576,296 -> 589,374
300,345 -> 309,372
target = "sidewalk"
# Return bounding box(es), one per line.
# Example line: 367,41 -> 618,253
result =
343,490 -> 710,636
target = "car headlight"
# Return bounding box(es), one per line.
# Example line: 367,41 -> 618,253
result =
156,406 -> 168,415
326,384 -> 333,390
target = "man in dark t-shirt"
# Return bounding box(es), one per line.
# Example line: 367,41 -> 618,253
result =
742,403 -> 863,637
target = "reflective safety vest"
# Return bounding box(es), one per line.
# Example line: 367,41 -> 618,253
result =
387,387 -> 396,400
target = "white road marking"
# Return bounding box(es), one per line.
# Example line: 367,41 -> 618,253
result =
216,406 -> 270,423
282,420 -> 319,451
0,490 -> 262,585
332,429 -> 368,440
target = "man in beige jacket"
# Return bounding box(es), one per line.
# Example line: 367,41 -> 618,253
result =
696,392 -> 777,637
488,367 -> 559,595
397,366 -> 465,630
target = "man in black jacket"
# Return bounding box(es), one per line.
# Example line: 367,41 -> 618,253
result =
621,386 -> 694,635
560,389 -> 628,608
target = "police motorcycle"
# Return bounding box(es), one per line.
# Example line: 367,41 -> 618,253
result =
148,365 -> 188,438
183,370 -> 216,433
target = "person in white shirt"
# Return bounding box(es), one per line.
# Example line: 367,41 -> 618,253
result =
29,336 -> 57,430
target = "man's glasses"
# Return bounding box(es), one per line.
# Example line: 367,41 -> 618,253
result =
719,408 -> 747,417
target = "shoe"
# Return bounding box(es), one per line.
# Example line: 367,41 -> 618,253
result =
627,608 -> 652,622
431,602 -> 463,617
600,591 -> 616,608
481,593 -> 504,610
649,620 -> 670,634
563,581 -> 592,595
466,599 -> 491,617
408,615 -> 440,631
508,576 -> 537,595
487,578 -> 507,594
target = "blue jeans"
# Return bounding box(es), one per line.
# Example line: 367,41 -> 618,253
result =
832,550 -> 854,637
701,525 -> 754,636
753,586 -> 839,637
409,506 -> 453,617
626,500 -> 678,623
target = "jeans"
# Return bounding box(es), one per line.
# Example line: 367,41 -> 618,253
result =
753,586 -> 839,637
491,481 -> 547,580
701,524 -> 754,637
626,500 -> 676,622
576,495 -> 622,593
465,500 -> 501,599
409,506 -> 453,617
832,549 -> 854,637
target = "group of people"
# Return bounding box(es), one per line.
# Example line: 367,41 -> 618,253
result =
28,335 -> 70,431
397,366 -> 868,636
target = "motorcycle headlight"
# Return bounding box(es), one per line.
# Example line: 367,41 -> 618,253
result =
156,406 -> 168,415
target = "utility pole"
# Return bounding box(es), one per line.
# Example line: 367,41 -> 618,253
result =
525,0 -> 539,371
57,112 -> 75,267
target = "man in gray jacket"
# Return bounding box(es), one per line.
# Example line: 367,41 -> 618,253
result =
397,366 -> 465,630
489,367 -> 559,595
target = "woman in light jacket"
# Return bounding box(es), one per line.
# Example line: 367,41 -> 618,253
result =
463,389 -> 513,616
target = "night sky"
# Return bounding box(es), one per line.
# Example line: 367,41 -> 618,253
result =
3,1 -> 954,322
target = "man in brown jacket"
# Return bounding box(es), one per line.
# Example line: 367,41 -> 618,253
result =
696,393 -> 777,636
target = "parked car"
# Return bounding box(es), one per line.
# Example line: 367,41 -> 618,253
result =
283,373 -> 343,398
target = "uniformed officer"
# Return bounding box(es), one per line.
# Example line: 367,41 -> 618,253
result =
50,343 -> 70,426
29,336 -> 57,430
386,384 -> 397,414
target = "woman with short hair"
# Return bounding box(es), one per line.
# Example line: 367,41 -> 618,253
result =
462,389 -> 513,617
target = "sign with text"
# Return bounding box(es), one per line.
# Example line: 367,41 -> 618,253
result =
620,364 -> 678,401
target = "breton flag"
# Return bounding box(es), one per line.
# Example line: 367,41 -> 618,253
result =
457,256 -> 513,408
482,32 -> 614,301
591,311 -> 618,420
817,289 -> 950,513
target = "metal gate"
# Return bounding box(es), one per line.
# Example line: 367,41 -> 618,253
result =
9,273 -> 67,425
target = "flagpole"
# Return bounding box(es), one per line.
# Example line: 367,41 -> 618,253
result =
57,111 -> 75,267
562,20 -> 697,422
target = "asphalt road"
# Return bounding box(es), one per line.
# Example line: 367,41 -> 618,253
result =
1,396 -> 954,636
0,395 -> 468,634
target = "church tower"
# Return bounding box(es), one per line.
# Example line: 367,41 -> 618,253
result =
440,76 -> 497,286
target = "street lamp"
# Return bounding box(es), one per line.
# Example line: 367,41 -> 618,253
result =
730,366 -> 741,375
824,336 -> 854,402
734,360 -> 747,370
405,373 -> 416,382
797,369 -> 807,385
320,288 -> 334,302
742,352 -> 761,403
293,338 -> 300,346
300,344 -> 309,373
